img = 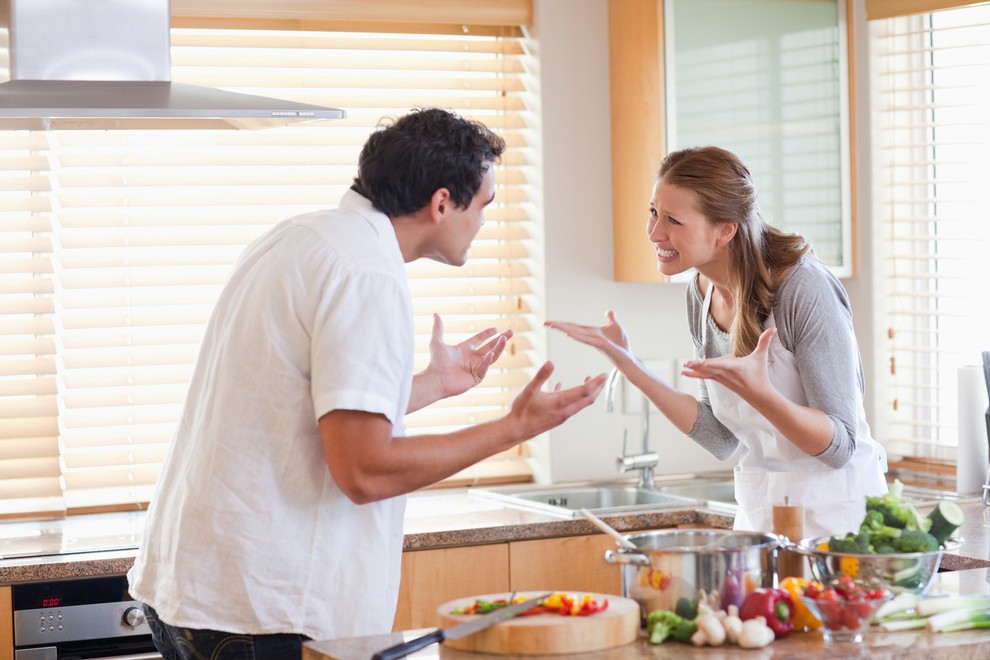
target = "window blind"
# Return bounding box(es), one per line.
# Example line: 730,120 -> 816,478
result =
0,13 -> 538,516
870,3 -> 990,461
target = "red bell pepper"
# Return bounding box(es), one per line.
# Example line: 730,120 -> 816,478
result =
739,588 -> 794,638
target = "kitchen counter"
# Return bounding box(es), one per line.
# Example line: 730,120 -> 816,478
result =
0,489 -> 732,585
3,489 -> 990,586
304,570 -> 990,660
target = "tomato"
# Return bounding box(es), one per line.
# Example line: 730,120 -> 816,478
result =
841,606 -> 862,630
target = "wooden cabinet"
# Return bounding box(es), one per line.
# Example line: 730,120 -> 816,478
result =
508,534 -> 622,595
392,534 -> 625,631
393,543 -> 509,631
1,585 -> 12,660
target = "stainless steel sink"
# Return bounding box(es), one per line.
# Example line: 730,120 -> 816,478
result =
469,475 -> 961,520
469,476 -> 737,519
657,480 -> 737,504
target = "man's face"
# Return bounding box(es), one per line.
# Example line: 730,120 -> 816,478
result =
433,166 -> 497,267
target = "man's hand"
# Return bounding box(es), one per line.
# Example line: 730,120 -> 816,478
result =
504,362 -> 608,441
409,314 -> 512,413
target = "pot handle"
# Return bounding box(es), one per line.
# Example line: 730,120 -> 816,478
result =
604,548 -> 650,566
774,533 -> 812,555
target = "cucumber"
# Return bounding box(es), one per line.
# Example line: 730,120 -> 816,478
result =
927,499 -> 965,545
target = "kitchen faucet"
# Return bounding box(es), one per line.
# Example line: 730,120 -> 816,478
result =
604,367 -> 659,489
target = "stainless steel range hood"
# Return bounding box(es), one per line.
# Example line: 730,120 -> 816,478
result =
0,0 -> 346,130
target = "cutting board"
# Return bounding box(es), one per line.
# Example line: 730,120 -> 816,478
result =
436,592 -> 640,655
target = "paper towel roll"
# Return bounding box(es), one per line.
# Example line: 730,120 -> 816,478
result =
957,365 -> 990,495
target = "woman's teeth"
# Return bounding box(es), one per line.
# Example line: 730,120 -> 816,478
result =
657,248 -> 678,258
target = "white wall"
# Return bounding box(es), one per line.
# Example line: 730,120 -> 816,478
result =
530,0 -> 877,484
532,0 -> 727,483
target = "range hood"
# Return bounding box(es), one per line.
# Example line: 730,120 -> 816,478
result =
0,0 -> 346,130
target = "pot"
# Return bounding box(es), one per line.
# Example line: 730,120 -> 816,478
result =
604,529 -> 780,624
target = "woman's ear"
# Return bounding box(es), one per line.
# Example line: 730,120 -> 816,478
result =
716,222 -> 738,247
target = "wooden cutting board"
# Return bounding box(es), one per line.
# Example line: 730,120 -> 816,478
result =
436,592 -> 640,655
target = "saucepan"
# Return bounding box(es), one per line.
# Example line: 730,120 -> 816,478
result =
604,529 -> 780,625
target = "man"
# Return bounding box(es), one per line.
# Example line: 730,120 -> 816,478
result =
128,108 -> 606,658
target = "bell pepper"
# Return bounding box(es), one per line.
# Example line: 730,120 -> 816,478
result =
739,587 -> 794,639
780,577 -> 822,631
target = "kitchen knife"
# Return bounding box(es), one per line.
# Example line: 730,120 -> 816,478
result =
371,592 -> 550,660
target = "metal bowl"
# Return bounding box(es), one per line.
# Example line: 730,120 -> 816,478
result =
789,536 -> 961,595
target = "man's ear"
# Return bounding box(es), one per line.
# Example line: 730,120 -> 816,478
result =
429,188 -> 452,224
716,222 -> 738,247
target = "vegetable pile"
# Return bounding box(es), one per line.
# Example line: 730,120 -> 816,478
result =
827,480 -> 964,555
876,593 -> 990,633
451,592 -> 608,617
799,576 -> 889,634
645,587 -> 793,649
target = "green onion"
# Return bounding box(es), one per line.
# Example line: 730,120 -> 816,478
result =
875,592 -> 920,621
926,607 -> 990,633
879,618 -> 928,632
915,596 -> 990,618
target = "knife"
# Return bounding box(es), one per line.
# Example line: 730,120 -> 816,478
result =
371,592 -> 550,660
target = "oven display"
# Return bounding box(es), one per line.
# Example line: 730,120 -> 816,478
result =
13,575 -> 132,610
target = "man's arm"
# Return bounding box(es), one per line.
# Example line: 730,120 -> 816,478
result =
321,362 -> 606,503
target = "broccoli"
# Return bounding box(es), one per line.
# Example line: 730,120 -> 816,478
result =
865,480 -> 931,532
828,531 -> 872,554
892,529 -> 939,553
859,509 -> 903,546
647,609 -> 698,644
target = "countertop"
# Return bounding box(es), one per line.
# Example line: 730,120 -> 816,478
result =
305,566 -> 990,660
0,489 -> 734,585
4,487 -> 989,585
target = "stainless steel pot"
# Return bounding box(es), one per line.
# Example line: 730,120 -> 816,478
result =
604,529 -> 780,624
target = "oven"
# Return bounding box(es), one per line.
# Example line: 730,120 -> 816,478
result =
12,574 -> 160,660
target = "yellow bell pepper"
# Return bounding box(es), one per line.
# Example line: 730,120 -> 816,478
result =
780,576 -> 822,631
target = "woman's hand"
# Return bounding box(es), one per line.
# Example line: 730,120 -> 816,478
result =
681,327 -> 777,405
544,310 -> 632,365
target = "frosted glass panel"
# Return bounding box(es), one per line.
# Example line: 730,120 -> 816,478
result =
665,0 -> 851,274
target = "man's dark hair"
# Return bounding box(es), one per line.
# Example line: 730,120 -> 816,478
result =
351,108 -> 506,217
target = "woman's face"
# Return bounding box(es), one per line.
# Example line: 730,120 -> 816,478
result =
647,180 -> 732,278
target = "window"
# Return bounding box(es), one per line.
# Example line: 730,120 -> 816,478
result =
870,1 -> 990,462
0,3 -> 538,517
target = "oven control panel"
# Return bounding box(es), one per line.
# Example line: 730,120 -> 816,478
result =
12,575 -> 152,648
14,599 -> 151,645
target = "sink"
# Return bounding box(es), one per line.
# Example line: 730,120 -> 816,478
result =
658,481 -> 737,504
470,476 -> 961,520
469,477 -> 737,519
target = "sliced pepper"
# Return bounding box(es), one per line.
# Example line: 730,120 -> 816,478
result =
780,576 -> 822,631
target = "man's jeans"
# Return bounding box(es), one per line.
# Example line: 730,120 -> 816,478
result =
143,604 -> 310,660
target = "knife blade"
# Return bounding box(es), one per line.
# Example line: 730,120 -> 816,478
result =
371,592 -> 550,660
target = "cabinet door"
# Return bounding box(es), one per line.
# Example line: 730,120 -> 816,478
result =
0,585 -> 12,660
508,535 -> 622,595
393,544 -> 509,631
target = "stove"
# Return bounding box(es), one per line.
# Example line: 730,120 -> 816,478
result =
0,511 -> 145,560
2,512 -> 159,659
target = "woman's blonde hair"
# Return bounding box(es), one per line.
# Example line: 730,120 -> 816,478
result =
657,146 -> 810,356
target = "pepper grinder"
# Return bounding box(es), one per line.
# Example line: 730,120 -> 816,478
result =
772,496 -> 806,580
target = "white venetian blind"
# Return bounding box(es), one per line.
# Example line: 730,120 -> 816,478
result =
870,2 -> 990,460
0,5 -> 538,516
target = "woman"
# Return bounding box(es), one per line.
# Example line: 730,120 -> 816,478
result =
546,146 -> 887,537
